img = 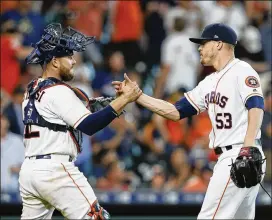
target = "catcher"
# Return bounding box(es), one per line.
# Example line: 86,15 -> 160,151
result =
19,23 -> 141,219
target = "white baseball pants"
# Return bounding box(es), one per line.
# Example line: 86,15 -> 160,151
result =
198,145 -> 266,219
19,155 -> 97,219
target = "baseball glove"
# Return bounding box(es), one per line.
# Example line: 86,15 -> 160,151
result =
89,97 -> 115,113
230,147 -> 265,188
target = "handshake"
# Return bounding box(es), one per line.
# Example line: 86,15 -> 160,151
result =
102,73 -> 143,116
112,73 -> 142,103
90,72 -> 180,122
87,73 -> 142,116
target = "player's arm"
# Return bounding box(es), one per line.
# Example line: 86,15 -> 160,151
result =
76,95 -> 134,136
136,94 -> 197,121
113,74 -> 206,121
136,73 -> 206,120
76,85 -> 142,136
51,85 -> 140,136
236,67 -> 265,147
243,96 -> 264,147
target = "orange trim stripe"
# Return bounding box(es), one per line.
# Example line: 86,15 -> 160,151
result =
68,131 -> 81,153
61,163 -> 91,206
73,113 -> 91,128
244,93 -> 263,104
184,93 -> 200,114
72,87 -> 90,106
212,176 -> 231,219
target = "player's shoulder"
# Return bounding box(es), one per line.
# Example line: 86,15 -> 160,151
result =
233,59 -> 261,88
236,60 -> 254,69
41,84 -> 75,104
44,84 -> 73,94
201,73 -> 214,83
193,74 -> 214,90
235,59 -> 258,76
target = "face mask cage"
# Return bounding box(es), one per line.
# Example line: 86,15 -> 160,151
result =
25,23 -> 95,65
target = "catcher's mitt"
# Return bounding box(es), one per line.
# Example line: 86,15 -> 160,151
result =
89,97 -> 115,113
230,147 -> 265,188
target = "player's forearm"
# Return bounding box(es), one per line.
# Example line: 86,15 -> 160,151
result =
136,93 -> 180,121
77,106 -> 118,136
109,96 -> 129,115
244,108 -> 263,147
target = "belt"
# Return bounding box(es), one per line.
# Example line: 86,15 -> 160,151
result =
214,145 -> 233,155
26,154 -> 73,162
214,140 -> 262,155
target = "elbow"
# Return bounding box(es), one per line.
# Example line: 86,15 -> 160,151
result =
172,116 -> 180,122
162,115 -> 179,121
161,110 -> 180,121
167,113 -> 180,122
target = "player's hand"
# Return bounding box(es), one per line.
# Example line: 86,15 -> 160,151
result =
112,80 -> 123,97
112,73 -> 142,102
112,73 -> 135,94
123,73 -> 142,103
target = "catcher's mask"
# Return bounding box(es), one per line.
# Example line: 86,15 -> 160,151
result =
25,23 -> 95,65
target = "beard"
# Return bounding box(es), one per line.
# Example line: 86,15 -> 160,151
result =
60,65 -> 74,82
200,52 -> 215,66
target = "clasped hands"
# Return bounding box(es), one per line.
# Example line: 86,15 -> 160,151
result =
112,73 -> 142,103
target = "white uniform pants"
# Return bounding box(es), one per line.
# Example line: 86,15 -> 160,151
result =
198,145 -> 266,219
19,155 -> 97,219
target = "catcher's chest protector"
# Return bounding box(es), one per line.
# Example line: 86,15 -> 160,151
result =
23,77 -> 89,152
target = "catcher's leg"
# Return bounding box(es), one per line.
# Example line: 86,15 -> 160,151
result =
20,194 -> 55,220
19,161 -> 55,219
197,152 -> 254,219
35,161 -> 110,219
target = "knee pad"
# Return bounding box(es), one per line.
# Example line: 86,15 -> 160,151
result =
87,200 -> 111,220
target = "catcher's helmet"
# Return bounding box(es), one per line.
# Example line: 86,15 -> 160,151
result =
26,23 -> 95,65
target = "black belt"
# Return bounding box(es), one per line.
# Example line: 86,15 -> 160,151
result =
30,154 -> 73,162
214,145 -> 233,155
214,140 -> 261,155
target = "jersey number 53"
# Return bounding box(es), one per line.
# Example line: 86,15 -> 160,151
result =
216,113 -> 232,129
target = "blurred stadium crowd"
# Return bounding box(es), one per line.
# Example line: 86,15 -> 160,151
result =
1,0 -> 271,196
